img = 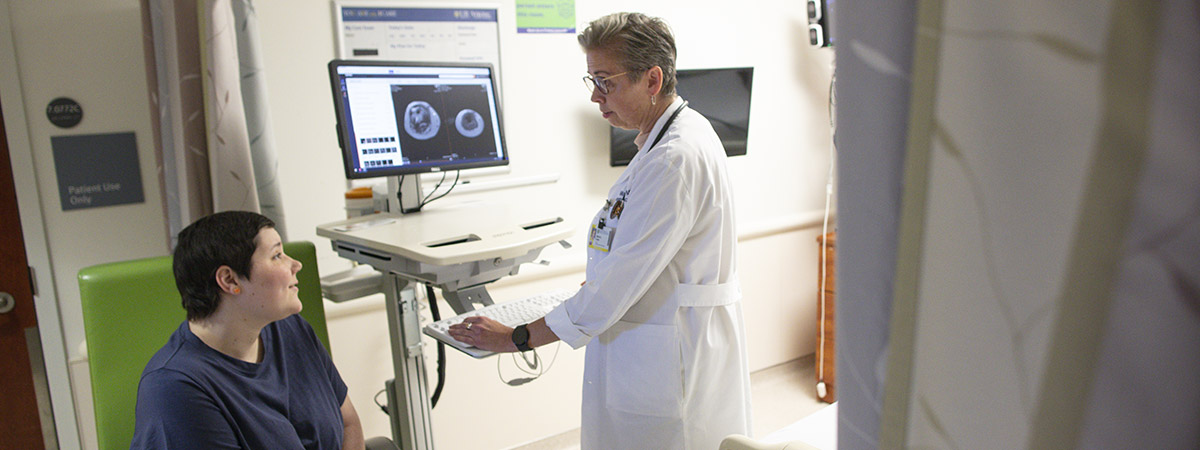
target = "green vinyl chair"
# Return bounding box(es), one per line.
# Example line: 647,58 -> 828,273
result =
78,241 -> 330,450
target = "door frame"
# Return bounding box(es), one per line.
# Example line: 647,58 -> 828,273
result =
1,3 -> 82,448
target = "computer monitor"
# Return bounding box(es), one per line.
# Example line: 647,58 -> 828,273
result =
610,67 -> 753,166
328,60 -> 508,179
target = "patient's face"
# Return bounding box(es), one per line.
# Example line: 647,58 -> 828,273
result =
236,228 -> 303,323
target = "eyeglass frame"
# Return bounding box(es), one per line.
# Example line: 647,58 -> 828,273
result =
582,71 -> 630,95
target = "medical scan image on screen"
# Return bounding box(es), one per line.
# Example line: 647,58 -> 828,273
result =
328,61 -> 508,179
456,109 -> 485,138
390,84 -> 498,164
403,99 -> 441,140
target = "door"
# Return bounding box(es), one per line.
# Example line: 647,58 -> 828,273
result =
0,96 -> 52,448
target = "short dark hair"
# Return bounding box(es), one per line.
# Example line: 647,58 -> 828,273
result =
577,12 -> 678,97
173,211 -> 275,321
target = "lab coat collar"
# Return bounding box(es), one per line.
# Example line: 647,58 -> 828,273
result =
633,96 -> 687,164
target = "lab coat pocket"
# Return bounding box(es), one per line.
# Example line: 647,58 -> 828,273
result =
604,321 -> 683,418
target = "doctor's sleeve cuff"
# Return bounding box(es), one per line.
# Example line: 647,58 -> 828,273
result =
544,303 -> 591,349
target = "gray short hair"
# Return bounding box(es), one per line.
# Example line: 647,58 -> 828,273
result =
577,12 -> 677,97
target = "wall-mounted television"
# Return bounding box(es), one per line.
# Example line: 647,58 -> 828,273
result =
610,67 -> 753,166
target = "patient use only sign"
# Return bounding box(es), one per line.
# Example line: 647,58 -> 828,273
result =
51,132 -> 145,211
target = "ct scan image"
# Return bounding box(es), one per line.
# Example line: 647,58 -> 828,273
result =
390,84 -> 499,164
403,100 -> 440,140
455,108 -> 485,138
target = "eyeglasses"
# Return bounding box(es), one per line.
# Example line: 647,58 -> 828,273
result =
582,71 -> 629,95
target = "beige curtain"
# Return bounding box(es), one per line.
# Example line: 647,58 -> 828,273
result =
143,0 -> 209,247
142,0 -> 286,245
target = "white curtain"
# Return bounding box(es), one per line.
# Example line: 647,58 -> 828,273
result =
863,0 -> 1200,448
836,0 -> 1199,448
227,0 -> 286,238
143,0 -> 287,244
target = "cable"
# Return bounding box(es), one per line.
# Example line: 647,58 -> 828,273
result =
393,170 -> 460,213
395,175 -> 406,210
424,284 -> 447,408
816,61 -> 836,400
498,341 -> 562,386
422,171 -> 449,204
373,388 -> 388,415
420,170 -> 460,207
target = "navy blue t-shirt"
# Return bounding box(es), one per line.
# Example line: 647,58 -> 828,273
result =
130,314 -> 348,450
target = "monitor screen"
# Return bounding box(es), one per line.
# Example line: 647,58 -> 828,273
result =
328,60 -> 508,179
610,67 -> 753,166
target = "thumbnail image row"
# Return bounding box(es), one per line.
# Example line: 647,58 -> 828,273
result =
363,147 -> 397,155
362,159 -> 394,168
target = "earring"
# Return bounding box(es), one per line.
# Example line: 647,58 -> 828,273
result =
232,287 -> 241,294
651,95 -> 657,106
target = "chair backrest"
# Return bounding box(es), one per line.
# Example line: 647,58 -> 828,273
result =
78,241 -> 329,450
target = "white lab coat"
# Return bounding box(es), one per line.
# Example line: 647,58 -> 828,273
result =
545,97 -> 752,449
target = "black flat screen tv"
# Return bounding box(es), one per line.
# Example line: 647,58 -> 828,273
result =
610,67 -> 753,166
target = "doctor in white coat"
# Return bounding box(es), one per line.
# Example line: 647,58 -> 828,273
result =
449,12 -> 752,449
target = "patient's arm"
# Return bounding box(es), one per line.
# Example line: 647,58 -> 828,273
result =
341,397 -> 365,450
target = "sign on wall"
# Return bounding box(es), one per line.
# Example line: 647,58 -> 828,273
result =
515,0 -> 575,34
50,132 -> 145,211
46,97 -> 83,128
335,2 -> 501,67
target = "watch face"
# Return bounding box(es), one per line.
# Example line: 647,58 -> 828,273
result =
512,325 -> 531,350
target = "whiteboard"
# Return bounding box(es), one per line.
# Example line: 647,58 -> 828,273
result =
334,1 -> 501,68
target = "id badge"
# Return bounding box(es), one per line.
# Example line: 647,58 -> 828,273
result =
589,224 -> 615,252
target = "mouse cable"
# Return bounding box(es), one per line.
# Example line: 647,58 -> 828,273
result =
498,340 -> 561,386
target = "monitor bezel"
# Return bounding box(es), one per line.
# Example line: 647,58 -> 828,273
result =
328,59 -> 510,179
609,66 -> 754,166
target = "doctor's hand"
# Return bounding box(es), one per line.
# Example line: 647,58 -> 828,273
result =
448,317 -> 516,353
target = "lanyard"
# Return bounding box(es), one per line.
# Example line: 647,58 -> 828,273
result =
647,101 -> 689,151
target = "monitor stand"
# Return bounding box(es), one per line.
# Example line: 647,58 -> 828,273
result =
390,174 -> 424,214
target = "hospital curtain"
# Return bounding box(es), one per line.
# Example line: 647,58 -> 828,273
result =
141,0 -> 287,246
870,0 -> 1199,448
836,0 -> 1199,448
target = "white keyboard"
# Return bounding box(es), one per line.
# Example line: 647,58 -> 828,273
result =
423,287 -> 576,358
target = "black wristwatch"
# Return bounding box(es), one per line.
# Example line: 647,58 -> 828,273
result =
511,324 -> 532,352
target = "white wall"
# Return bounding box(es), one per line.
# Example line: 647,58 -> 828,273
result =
3,0 -> 834,448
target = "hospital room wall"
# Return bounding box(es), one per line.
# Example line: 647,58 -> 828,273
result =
1,0 -> 833,448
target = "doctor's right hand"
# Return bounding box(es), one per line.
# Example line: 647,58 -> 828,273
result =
448,316 -> 517,353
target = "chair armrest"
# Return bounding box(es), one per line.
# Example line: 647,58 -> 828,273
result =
365,436 -> 400,450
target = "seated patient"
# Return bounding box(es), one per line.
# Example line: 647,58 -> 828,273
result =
131,211 -> 364,450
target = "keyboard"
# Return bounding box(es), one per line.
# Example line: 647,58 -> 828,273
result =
423,287 -> 576,358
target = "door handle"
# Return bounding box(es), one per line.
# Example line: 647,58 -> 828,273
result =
0,292 -> 14,314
